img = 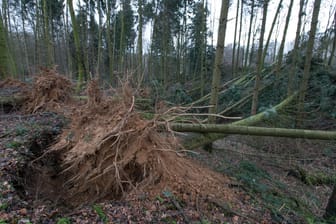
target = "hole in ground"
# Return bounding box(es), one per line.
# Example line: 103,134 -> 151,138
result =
11,130 -> 150,208
12,130 -> 69,207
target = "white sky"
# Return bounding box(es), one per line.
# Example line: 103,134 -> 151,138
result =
208,0 -> 335,49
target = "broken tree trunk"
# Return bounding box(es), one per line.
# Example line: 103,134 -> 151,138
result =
180,93 -> 298,150
170,124 -> 336,140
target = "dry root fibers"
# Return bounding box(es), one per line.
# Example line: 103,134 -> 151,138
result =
24,67 -> 73,113
40,80 -> 238,207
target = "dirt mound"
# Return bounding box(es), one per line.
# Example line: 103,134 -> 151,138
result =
24,67 -> 74,113
40,81 -> 237,207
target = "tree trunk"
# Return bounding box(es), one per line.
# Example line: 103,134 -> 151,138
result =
251,0 -> 269,115
275,0 -> 294,81
235,0 -> 244,75
287,0 -> 305,96
244,0 -> 255,70
67,0 -> 84,90
208,0 -> 229,123
185,92 -> 297,150
325,185 -> 336,219
262,0 -> 283,64
297,0 -> 322,125
105,0 -> 114,82
328,11 -> 336,66
42,0 -> 54,66
0,13 -> 15,78
137,0 -> 143,85
170,123 -> 336,140
0,14 -> 10,78
96,0 -> 103,78
232,0 -> 240,77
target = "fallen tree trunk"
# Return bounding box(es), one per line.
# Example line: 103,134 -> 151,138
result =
170,123 -> 336,140
180,93 -> 297,150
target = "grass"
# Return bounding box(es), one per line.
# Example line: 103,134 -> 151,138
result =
93,204 -> 108,224
56,217 -> 71,224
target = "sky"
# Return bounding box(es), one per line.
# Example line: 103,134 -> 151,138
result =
208,0 -> 335,50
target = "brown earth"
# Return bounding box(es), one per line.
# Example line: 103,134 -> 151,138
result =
1,74 -> 334,223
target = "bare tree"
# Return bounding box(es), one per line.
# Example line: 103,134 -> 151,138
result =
251,0 -> 269,115
297,0 -> 322,125
208,0 -> 230,123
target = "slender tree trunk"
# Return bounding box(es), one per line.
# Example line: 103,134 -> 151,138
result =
0,14 -> 11,78
287,0 -> 305,96
328,11 -> 336,66
235,0 -> 244,75
119,1 -> 125,72
20,3 -> 30,77
208,0 -> 229,123
297,0 -> 322,125
262,0 -> 283,64
67,0 -> 84,90
137,0 -> 143,85
275,0 -> 294,81
200,0 -> 207,97
105,0 -> 114,82
251,0 -> 269,115
42,0 -> 54,66
248,12 -> 259,68
244,0 -> 255,70
96,0 -> 103,78
232,0 -> 240,77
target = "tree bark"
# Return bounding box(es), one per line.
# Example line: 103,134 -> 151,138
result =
185,92 -> 297,150
328,11 -> 336,66
251,0 -> 269,115
42,0 -> 54,66
275,0 -> 294,81
170,123 -> 336,140
287,0 -> 305,96
297,0 -> 322,125
235,0 -> 244,75
232,0 -> 240,77
96,0 -> 103,78
208,0 -> 229,123
105,0 -> 114,82
0,13 -> 15,78
262,0 -> 283,64
67,0 -> 84,90
137,0 -> 143,85
244,0 -> 255,70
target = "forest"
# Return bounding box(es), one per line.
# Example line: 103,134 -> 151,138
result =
0,0 -> 336,223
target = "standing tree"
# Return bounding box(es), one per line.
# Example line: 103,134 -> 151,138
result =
243,0 -> 255,70
67,0 -> 84,90
275,0 -> 294,81
262,0 -> 283,64
251,0 -> 269,115
232,0 -> 240,77
208,0 -> 229,123
287,0 -> 306,96
328,10 -> 336,66
137,0 -> 144,84
0,14 -> 11,78
297,0 -> 322,125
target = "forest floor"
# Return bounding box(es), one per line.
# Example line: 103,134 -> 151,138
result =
0,73 -> 335,224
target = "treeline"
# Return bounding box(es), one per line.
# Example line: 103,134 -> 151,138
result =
0,0 -> 335,101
